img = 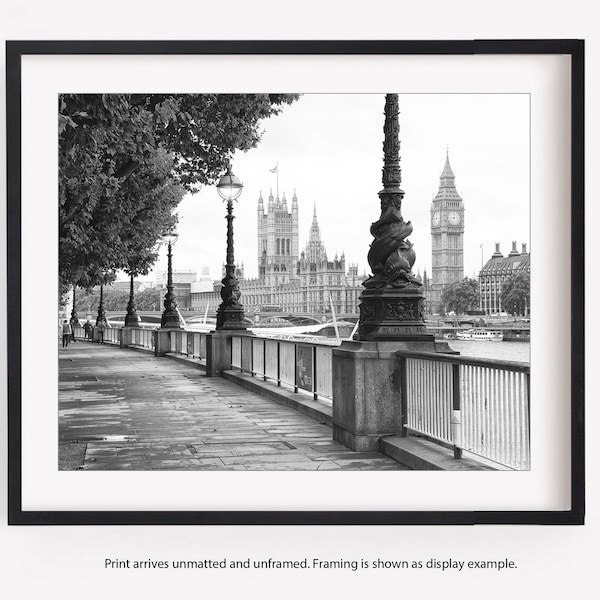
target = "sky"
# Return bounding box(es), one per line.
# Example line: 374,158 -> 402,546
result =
146,93 -> 530,284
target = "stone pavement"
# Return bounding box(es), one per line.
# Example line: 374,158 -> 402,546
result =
59,342 -> 408,471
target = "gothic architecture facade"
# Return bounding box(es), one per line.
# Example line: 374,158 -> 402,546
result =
190,190 -> 365,319
428,152 -> 465,313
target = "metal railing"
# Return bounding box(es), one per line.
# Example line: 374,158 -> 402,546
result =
129,327 -> 156,351
71,324 -> 120,344
397,349 -> 530,470
231,335 -> 333,401
169,330 -> 208,360
103,326 -> 121,344
72,325 -> 86,340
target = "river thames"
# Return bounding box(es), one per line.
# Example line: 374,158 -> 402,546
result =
444,340 -> 530,364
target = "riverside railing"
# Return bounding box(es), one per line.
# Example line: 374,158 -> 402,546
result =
103,326 -> 121,344
70,324 -> 120,344
168,330 -> 208,360
129,327 -> 156,351
230,335 -> 334,401
72,325 -> 86,339
396,349 -> 530,470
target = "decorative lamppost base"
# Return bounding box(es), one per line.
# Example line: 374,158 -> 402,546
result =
160,311 -> 181,329
357,288 -> 434,342
216,306 -> 247,330
125,314 -> 142,327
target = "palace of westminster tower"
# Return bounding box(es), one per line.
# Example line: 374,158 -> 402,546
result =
428,151 -> 465,312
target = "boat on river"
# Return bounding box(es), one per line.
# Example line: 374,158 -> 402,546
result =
456,328 -> 504,341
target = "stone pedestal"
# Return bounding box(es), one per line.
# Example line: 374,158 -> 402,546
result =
121,327 -> 132,349
332,338 -> 439,451
206,330 -> 255,377
155,329 -> 173,357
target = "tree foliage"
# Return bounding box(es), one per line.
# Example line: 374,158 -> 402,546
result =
441,277 -> 480,314
501,271 -> 530,316
59,93 -> 299,289
75,286 -> 164,313
133,287 -> 165,311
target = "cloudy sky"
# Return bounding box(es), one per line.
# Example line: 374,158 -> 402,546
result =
149,93 -> 529,283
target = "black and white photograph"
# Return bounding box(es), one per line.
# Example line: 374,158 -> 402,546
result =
57,92 -> 531,474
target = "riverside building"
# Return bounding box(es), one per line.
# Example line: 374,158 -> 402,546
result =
479,242 -> 530,315
190,190 -> 365,320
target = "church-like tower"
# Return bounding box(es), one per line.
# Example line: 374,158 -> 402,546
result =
257,188 -> 299,287
297,205 -> 347,314
430,151 -> 465,311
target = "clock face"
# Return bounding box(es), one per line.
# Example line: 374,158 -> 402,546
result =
448,211 -> 461,225
432,211 -> 440,226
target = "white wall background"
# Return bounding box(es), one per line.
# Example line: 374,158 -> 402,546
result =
0,1 -> 594,598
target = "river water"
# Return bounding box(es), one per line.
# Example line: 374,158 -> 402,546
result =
444,340 -> 530,364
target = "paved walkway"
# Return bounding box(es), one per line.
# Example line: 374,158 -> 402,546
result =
59,342 -> 407,471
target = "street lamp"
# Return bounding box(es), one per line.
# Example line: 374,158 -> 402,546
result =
124,273 -> 141,327
96,283 -> 107,326
357,94 -> 431,342
160,229 -> 181,329
215,164 -> 246,330
70,285 -> 81,327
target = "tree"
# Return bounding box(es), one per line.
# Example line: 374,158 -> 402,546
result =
74,287 -> 129,312
501,271 -> 530,316
59,93 -> 299,289
61,149 -> 184,291
134,287 -> 165,311
441,277 -> 480,314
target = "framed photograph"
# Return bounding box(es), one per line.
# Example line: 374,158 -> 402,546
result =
6,40 -> 584,525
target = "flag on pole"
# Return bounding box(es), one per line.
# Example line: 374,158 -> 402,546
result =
269,164 -> 278,173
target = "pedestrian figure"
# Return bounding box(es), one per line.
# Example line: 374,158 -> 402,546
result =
83,320 -> 92,341
61,320 -> 72,348
97,320 -> 106,344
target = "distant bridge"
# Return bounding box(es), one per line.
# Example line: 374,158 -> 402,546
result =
102,310 -> 359,328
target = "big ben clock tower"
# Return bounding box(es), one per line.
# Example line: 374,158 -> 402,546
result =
430,151 -> 465,312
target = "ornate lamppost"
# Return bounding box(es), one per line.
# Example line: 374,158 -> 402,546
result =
357,94 -> 432,342
215,165 -> 246,330
160,229 -> 181,329
124,273 -> 141,326
96,283 -> 107,326
70,286 -> 81,327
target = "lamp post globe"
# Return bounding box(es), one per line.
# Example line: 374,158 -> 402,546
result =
217,165 -> 243,202
216,165 -> 246,330
160,229 -> 182,329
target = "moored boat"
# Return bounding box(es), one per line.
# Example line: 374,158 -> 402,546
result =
456,328 -> 503,341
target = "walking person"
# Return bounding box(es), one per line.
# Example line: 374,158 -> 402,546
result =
83,320 -> 92,341
61,320 -> 72,348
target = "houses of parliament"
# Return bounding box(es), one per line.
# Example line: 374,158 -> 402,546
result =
190,189 -> 365,317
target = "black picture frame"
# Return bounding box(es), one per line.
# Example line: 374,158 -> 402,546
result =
6,39 -> 585,525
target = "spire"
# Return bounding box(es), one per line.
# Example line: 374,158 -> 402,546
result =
268,188 -> 274,206
309,204 -> 321,242
258,190 -> 264,209
440,150 -> 455,182
434,149 -> 461,200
